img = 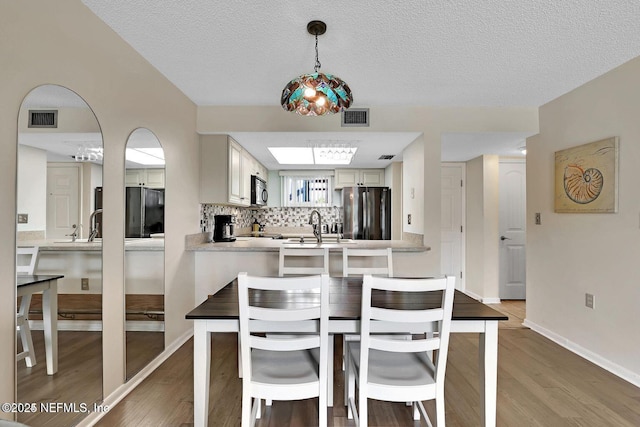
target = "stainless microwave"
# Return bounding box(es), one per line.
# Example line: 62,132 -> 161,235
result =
251,175 -> 268,206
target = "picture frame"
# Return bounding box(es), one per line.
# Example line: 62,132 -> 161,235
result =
554,137 -> 619,213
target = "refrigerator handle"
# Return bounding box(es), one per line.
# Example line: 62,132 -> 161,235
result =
363,189 -> 369,239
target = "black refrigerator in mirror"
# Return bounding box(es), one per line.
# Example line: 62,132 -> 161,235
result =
125,187 -> 165,238
342,186 -> 391,240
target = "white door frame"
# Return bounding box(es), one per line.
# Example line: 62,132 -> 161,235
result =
440,163 -> 466,291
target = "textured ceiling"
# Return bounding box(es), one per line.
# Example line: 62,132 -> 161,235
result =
82,0 -> 640,108
47,1 -> 640,165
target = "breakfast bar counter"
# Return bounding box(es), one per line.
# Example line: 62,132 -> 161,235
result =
186,237 -> 429,252
189,232 -> 432,301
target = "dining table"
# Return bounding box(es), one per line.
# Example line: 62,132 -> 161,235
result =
17,274 -> 62,375
186,276 -> 508,427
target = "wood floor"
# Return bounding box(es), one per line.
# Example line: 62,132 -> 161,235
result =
96,301 -> 640,427
16,330 -> 164,427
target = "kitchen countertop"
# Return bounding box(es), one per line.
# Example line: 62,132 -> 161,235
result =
17,238 -> 165,251
186,235 -> 429,253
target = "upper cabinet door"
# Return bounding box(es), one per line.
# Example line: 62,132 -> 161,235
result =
228,139 -> 243,205
125,169 -> 165,188
125,169 -> 145,186
334,169 -> 385,189
145,169 -> 165,188
360,169 -> 384,186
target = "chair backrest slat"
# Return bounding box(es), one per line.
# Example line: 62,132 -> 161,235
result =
279,247 -> 329,276
16,246 -> 39,275
343,247 -> 393,277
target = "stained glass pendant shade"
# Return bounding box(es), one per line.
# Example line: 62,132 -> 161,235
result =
281,21 -> 353,116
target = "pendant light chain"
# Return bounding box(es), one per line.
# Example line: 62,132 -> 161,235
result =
314,33 -> 321,72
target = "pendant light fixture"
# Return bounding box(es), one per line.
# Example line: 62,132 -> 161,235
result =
281,20 -> 353,116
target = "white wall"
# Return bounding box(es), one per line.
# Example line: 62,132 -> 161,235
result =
0,0 -> 199,413
526,55 -> 640,385
402,137 -> 424,236
17,145 -> 47,232
465,155 -> 500,301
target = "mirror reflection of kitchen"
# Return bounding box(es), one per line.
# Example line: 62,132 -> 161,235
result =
16,84 -> 103,426
124,128 -> 165,380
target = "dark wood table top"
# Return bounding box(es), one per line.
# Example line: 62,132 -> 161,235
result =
186,277 -> 508,322
17,274 -> 64,287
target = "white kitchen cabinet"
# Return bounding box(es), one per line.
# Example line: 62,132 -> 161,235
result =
200,135 -> 267,206
126,168 -> 165,188
334,168 -> 385,189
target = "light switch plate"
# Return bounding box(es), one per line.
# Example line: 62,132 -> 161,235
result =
81,278 -> 89,291
535,213 -> 541,225
17,213 -> 28,224
407,214 -> 412,225
585,293 -> 594,309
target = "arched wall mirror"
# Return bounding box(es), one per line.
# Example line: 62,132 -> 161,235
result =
16,84 -> 103,426
124,128 -> 165,380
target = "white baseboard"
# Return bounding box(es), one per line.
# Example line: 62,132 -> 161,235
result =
29,320 -> 164,332
463,289 -> 482,301
78,329 -> 193,427
523,319 -> 640,388
462,290 -> 501,304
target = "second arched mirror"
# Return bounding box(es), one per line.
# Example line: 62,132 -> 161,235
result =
124,128 -> 165,380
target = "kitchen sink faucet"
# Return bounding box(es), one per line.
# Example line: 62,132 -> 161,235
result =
88,208 -> 103,242
308,209 -> 322,243
65,224 -> 81,242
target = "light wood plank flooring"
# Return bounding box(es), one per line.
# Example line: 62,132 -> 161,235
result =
16,330 -> 164,427
96,308 -> 640,427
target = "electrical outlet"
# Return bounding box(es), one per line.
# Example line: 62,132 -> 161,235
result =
17,213 -> 28,224
407,214 -> 412,225
585,293 -> 594,309
535,213 -> 541,225
81,278 -> 89,291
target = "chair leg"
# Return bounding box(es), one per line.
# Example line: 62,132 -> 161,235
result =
359,394 -> 367,427
436,397 -> 445,427
346,357 -> 355,419
241,391 -> 252,427
17,295 -> 36,367
328,335 -> 334,408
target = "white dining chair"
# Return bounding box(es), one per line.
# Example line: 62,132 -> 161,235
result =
342,247 -> 393,277
278,246 -> 329,276
346,274 -> 455,426
341,248 -> 395,395
238,272 -> 330,427
16,246 -> 39,367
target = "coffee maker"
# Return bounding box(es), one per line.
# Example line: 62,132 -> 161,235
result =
213,214 -> 236,242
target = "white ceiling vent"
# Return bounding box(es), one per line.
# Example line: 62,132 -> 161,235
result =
341,108 -> 369,127
28,110 -> 58,128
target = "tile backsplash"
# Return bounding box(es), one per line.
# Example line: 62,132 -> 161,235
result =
201,205 -> 343,232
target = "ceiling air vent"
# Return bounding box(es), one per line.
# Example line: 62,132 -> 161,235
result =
28,110 -> 58,128
341,108 -> 369,127
378,155 -> 395,160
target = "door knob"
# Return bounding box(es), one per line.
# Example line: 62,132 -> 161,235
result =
500,236 -> 511,241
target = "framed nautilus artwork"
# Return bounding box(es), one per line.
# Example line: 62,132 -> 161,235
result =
554,137 -> 619,213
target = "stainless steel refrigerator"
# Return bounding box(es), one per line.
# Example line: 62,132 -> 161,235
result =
342,187 -> 391,240
125,187 -> 165,238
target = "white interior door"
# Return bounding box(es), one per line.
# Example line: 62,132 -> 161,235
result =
499,160 -> 526,299
441,163 -> 465,290
46,165 -> 81,239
